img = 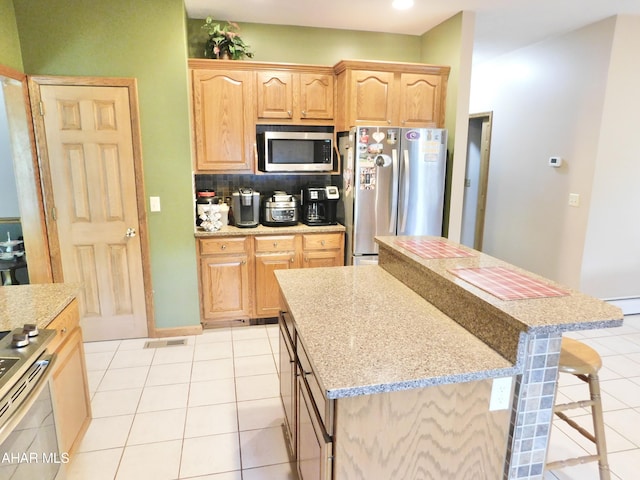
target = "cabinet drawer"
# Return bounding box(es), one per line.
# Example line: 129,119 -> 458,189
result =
255,235 -> 296,253
47,299 -> 80,353
302,233 -> 342,251
297,337 -> 333,435
200,237 -> 248,255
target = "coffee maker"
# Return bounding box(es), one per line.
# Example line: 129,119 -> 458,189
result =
231,188 -> 260,228
301,186 -> 339,226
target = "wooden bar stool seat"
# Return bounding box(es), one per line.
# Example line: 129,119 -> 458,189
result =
546,337 -> 610,480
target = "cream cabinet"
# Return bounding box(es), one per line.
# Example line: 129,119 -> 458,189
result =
256,70 -> 334,122
334,60 -> 450,130
190,66 -> 255,173
48,298 -> 91,458
198,237 -> 253,322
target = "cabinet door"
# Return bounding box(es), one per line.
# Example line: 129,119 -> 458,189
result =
256,71 -> 294,119
303,250 -> 343,268
192,69 -> 255,172
297,376 -> 332,480
200,253 -> 251,320
399,73 -> 444,127
299,74 -> 334,120
279,323 -> 296,459
349,70 -> 395,126
51,326 -> 91,455
255,252 -> 298,317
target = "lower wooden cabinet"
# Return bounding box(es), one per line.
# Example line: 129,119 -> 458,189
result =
198,230 -> 344,323
199,237 -> 252,322
279,315 -> 296,459
48,298 -> 91,458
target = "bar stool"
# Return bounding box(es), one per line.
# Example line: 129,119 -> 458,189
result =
546,337 -> 610,480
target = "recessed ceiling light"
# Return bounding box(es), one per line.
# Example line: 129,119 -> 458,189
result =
392,0 -> 414,10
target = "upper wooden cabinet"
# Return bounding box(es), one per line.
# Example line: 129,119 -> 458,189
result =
191,67 -> 255,172
256,69 -> 334,122
334,60 -> 450,130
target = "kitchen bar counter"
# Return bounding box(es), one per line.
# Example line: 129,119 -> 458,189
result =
194,222 -> 345,237
0,283 -> 80,330
276,265 -> 517,399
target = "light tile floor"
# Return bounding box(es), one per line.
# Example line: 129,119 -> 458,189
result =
70,323 -> 295,480
545,313 -> 640,480
69,315 -> 640,479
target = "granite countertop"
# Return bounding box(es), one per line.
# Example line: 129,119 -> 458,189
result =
0,283 -> 80,331
275,266 -> 518,399
194,222 -> 345,237
375,236 -> 623,334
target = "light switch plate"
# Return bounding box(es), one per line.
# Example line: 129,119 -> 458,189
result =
150,196 -> 161,212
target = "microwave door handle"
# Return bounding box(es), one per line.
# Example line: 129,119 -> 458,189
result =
390,149 -> 399,233
400,149 -> 410,233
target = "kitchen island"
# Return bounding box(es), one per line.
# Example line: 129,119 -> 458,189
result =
275,236 -> 623,480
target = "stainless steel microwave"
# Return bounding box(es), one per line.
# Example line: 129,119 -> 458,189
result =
257,131 -> 334,173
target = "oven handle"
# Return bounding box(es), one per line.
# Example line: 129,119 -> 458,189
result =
0,353 -> 57,445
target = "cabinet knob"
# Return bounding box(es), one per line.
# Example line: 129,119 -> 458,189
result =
301,110 -> 307,116
221,244 -> 226,250
61,327 -> 67,334
387,119 -> 392,124
241,259 -> 246,265
290,257 -> 294,263
273,241 -> 278,247
287,110 -> 292,117
321,240 -> 326,246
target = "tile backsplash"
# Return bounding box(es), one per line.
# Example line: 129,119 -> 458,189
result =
194,174 -> 341,201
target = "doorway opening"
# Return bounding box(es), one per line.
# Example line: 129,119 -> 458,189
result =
461,112 -> 493,251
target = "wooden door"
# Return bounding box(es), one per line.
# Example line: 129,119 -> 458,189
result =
350,70 -> 394,126
256,71 -> 294,119
200,254 -> 251,320
399,73 -> 443,127
299,74 -> 334,120
192,69 -> 255,172
33,80 -> 150,340
255,252 -> 297,317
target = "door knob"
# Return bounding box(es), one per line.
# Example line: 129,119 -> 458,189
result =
125,227 -> 136,238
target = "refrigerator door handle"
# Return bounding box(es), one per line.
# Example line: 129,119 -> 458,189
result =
389,149 -> 399,233
400,149 -> 410,232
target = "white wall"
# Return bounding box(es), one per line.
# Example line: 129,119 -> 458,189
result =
469,17 -> 617,289
580,16 -> 640,299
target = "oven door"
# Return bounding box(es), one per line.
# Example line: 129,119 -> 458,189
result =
0,354 -> 64,480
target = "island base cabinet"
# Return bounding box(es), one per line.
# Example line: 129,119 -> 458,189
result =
279,319 -> 296,459
297,376 -> 332,480
332,378 -> 511,479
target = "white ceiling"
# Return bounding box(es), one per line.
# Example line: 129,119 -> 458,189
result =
185,0 -> 640,63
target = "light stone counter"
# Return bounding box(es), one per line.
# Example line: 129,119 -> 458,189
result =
194,222 -> 345,237
0,283 -> 80,331
275,265 -> 517,399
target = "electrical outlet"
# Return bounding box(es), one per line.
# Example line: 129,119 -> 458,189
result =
489,376 -> 513,411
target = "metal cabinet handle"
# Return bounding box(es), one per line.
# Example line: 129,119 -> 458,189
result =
301,110 -> 307,116
273,241 -> 278,247
125,227 -> 136,238
387,119 -> 391,124
321,240 -> 326,246
60,327 -> 67,334
290,257 -> 294,263
287,110 -> 292,117
241,259 -> 246,265
221,244 -> 226,250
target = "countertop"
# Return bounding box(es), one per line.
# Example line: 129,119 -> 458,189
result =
275,265 -> 518,399
194,222 -> 345,237
0,283 -> 80,331
375,236 -> 623,334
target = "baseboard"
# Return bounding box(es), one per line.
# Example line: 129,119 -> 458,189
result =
605,297 -> 640,315
152,324 -> 203,338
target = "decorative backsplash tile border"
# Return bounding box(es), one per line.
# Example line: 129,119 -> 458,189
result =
504,332 -> 562,479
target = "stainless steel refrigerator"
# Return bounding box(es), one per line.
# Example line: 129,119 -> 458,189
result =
337,126 -> 447,265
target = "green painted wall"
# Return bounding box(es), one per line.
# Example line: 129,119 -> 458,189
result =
0,0 -> 23,71
13,0 -> 199,330
186,19 -> 422,64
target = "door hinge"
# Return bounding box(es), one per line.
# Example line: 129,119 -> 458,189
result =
38,101 -> 45,116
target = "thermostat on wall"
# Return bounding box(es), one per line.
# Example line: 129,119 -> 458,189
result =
548,156 -> 563,167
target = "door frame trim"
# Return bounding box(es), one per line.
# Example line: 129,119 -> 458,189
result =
27,76 -> 156,337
